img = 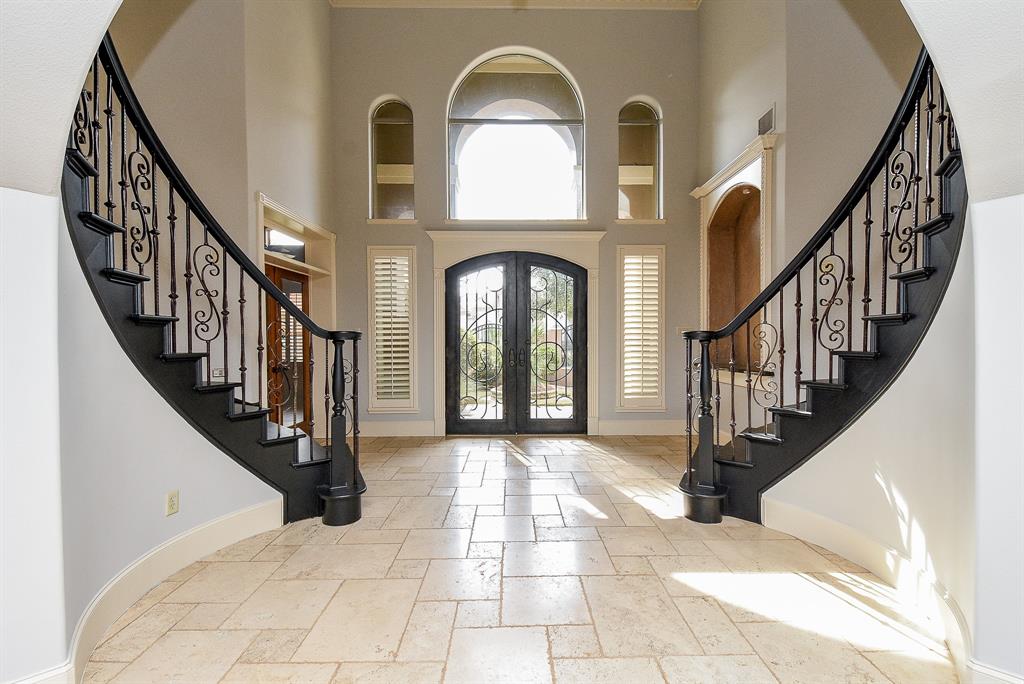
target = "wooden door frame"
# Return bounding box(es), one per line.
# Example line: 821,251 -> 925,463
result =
265,264 -> 313,435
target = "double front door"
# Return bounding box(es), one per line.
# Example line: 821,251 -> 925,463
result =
445,252 -> 587,434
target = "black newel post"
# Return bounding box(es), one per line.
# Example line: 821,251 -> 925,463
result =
319,333 -> 365,526
679,333 -> 727,523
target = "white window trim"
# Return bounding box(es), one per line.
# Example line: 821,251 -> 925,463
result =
367,246 -> 418,413
617,244 -> 666,412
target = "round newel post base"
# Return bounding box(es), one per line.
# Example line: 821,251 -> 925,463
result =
318,483 -> 366,526
679,476 -> 728,524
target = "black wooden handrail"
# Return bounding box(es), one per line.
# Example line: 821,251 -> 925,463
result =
684,47 -> 932,341
97,34 -> 357,342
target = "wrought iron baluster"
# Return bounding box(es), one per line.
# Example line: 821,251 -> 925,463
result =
881,152 -> 891,312
728,333 -> 736,446
351,337 -> 361,480
745,321 -> 752,432
119,104 -> 128,269
912,96 -> 922,269
323,336 -> 330,447
307,332 -> 314,440
103,74 -> 115,224
685,337 -> 693,475
811,251 -> 819,381
862,187 -> 873,349
778,288 -> 785,411
168,190 -> 178,351
794,269 -> 802,401
846,214 -> 854,354
291,314 -> 299,436
152,170 -> 160,314
257,293 -> 265,408
222,248 -> 229,383
91,58 -> 100,213
713,340 -> 721,449
184,207 -> 194,353
818,232 -> 846,384
925,65 -> 935,222
239,270 -> 246,406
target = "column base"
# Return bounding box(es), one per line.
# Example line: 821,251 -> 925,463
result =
679,474 -> 728,524
318,482 -> 366,526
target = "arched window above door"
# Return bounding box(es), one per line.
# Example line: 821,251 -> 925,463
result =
448,53 -> 584,220
371,100 -> 414,220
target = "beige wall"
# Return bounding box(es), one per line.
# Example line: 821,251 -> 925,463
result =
329,8 -> 701,430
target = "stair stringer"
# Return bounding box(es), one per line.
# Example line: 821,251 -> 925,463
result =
61,160 -> 329,523
718,153 -> 968,523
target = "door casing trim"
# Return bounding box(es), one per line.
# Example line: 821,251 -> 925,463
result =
427,230 -> 605,436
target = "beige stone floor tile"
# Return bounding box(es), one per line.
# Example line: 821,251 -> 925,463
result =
98,581 -> 182,643
615,502 -> 656,526
485,463 -> 529,479
222,580 -> 340,630
553,657 -> 665,683
536,526 -> 600,541
670,540 -> 716,556
433,471 -> 484,488
445,627 -> 552,684
674,596 -> 752,655
388,558 -> 430,578
419,455 -> 468,472
172,602 -> 239,630
431,486 -> 457,496
254,545 -> 301,562
863,649 -> 958,684
476,504 -> 505,515
653,516 -> 732,541
660,655 -> 778,683
504,541 -> 615,576
292,578 -> 420,662
506,478 -> 579,496
647,555 -> 731,597
330,662 -> 443,684
221,662 -> 338,683
396,601 -> 457,661
472,514 -> 536,542
599,526 -> 677,556
443,505 -> 477,528
451,485 -> 506,506
92,603 -> 195,661
502,576 -> 591,626
583,575 -> 701,657
339,528 -> 408,544
611,556 -> 655,575
547,624 -> 602,658
397,528 -> 471,559
739,621 -> 889,683
534,514 -> 565,527
238,629 -> 308,663
455,600 -> 501,627
164,562 -> 280,605
558,494 -> 626,527
382,497 -> 452,529
110,629 -> 257,683
418,558 -> 501,600
271,544 -> 399,580
362,481 -> 434,497
165,562 -> 207,583
504,495 -> 561,515
381,454 -> 429,468
468,541 -> 503,558
359,497 -> 400,518
705,540 -> 839,572
272,519 -> 348,546
82,661 -> 127,683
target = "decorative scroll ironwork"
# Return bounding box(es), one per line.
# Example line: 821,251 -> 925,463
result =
529,266 -> 574,420
127,149 -> 154,269
751,320 -> 779,412
72,90 -> 94,158
816,251 -> 847,352
266,315 -> 295,430
457,266 -> 505,420
192,235 -> 222,344
887,143 -> 916,267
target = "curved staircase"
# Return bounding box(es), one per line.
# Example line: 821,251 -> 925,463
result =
680,49 -> 966,523
62,36 -> 364,524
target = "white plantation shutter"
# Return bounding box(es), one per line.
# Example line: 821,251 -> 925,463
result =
369,247 -> 416,411
619,246 -> 665,410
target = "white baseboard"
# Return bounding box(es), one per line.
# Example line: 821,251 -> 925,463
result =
598,419 -> 684,435
760,496 -> 1024,684
360,420 -> 436,437
8,498 -> 284,684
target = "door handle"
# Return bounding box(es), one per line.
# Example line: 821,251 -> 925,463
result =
518,348 -> 526,367
507,346 -> 516,369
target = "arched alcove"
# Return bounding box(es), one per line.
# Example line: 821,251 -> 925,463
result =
707,184 -> 761,370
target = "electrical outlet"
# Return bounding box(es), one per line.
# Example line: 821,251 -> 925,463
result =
165,490 -> 180,516
212,367 -> 226,378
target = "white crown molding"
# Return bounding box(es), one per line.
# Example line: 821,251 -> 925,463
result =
329,0 -> 701,9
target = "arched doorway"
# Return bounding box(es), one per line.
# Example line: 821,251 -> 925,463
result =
708,184 -> 761,370
445,252 -> 587,434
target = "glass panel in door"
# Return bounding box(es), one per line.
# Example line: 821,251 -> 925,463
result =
528,265 -> 575,421
456,264 -> 507,422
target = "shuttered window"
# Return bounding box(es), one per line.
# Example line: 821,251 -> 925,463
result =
618,246 -> 665,410
368,247 -> 416,411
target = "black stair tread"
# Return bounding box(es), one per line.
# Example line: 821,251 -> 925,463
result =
890,266 -> 935,282
66,149 -> 99,178
914,213 -> 953,235
835,350 -> 880,359
129,313 -> 179,325
863,313 -> 912,324
738,429 -> 783,445
801,380 -> 848,391
101,268 -> 150,284
226,406 -> 271,421
714,441 -> 752,465
194,381 -> 242,393
78,211 -> 125,235
935,150 -> 962,177
160,352 -> 207,362
769,405 -> 813,418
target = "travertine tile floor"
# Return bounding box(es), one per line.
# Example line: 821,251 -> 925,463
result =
86,435 -> 958,683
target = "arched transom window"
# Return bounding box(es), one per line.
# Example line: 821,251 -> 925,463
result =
448,54 -> 584,220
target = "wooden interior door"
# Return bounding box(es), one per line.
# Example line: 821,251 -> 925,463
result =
265,265 -> 312,435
